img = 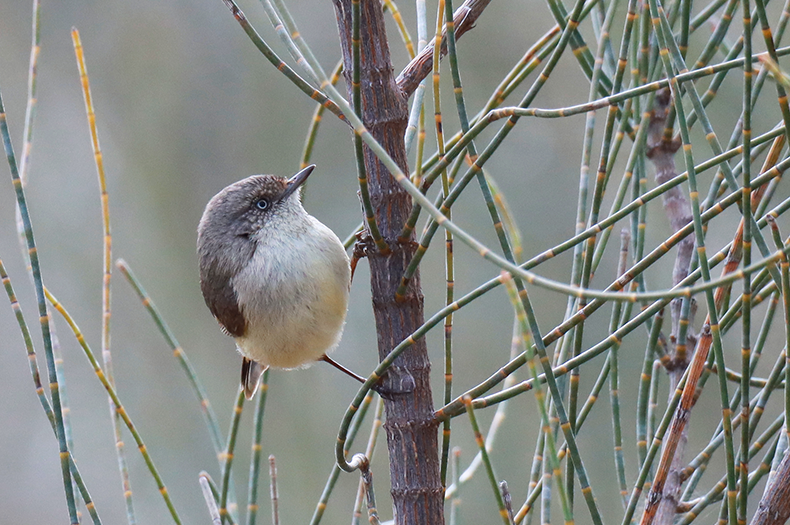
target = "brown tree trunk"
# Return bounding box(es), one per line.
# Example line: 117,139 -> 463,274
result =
331,1 -> 444,524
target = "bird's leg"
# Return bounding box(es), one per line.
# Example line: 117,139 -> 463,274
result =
319,354 -> 413,398
349,229 -> 375,286
320,354 -> 368,383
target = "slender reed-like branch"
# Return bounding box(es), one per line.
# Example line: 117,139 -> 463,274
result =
464,396 -> 510,524
246,370 -> 269,525
0,260 -> 101,524
0,83 -> 78,524
268,456 -> 279,525
45,288 -> 181,523
18,0 -> 39,186
220,389 -> 245,524
219,0 -> 346,122
115,261 -> 224,454
72,29 -> 136,524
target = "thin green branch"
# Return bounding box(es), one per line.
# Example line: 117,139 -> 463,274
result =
246,370 -> 269,525
0,83 -> 78,524
45,288 -> 181,524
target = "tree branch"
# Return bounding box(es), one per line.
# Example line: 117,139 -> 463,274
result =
395,0 -> 491,98
751,448 -> 790,525
645,87 -> 695,525
331,1 -> 444,523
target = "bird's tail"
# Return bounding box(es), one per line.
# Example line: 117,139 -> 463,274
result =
241,357 -> 267,399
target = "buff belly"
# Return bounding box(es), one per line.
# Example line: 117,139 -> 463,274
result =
231,219 -> 350,369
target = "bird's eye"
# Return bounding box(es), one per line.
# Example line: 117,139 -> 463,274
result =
255,199 -> 269,210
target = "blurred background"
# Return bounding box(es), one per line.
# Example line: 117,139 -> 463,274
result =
0,0 -> 787,523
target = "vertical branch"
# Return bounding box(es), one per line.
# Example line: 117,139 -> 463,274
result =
269,456 -> 279,525
331,1 -> 443,524
352,397 -> 385,525
741,0 -> 755,522
463,396 -> 510,525
646,89 -> 690,368
246,370 -> 269,525
449,448 -> 462,525
611,230 -> 631,507
72,29 -> 136,524
18,0 -> 40,185
351,0 -> 388,253
403,0 -> 426,156
359,463 -> 382,525
645,87 -> 693,525
220,389 -> 245,524
431,0 -> 454,488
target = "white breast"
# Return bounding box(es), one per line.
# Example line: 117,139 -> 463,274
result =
231,216 -> 351,369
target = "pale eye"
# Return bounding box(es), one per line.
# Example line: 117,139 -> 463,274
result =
255,199 -> 270,210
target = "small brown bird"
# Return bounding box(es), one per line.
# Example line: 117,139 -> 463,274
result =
197,165 -> 367,398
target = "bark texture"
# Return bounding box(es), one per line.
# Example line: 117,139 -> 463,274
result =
395,0 -> 491,97
331,1 -> 444,524
751,449 -> 790,525
645,88 -> 695,525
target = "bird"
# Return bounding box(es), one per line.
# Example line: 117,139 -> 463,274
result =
197,165 -> 367,399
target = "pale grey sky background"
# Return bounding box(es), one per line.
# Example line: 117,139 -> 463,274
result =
0,0 -> 782,523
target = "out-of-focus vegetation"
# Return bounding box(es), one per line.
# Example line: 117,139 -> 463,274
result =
1,0 -> 789,523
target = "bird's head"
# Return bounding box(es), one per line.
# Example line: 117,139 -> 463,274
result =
198,165 -> 314,240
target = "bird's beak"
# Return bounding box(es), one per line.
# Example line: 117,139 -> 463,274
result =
280,164 -> 315,202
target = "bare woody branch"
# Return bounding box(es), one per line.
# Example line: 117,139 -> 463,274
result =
751,449 -> 790,525
644,87 -> 694,525
395,0 -> 492,97
642,93 -> 781,525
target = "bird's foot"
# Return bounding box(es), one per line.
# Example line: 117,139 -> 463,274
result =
371,366 -> 416,399
350,230 -> 377,285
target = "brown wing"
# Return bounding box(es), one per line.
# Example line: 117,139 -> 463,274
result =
200,268 -> 247,338
197,202 -> 257,339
